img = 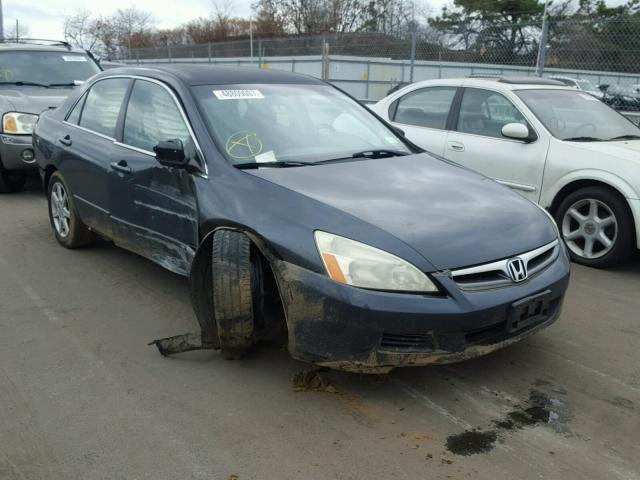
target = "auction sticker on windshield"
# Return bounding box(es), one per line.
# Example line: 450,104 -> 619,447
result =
214,89 -> 264,100
62,56 -> 87,62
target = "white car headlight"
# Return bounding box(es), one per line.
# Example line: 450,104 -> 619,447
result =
314,231 -> 438,293
3,112 -> 38,134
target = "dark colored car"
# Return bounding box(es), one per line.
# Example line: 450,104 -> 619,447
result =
0,39 -> 101,192
599,84 -> 640,112
33,66 -> 570,373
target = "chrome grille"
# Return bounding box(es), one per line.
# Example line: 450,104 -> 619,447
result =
450,240 -> 559,291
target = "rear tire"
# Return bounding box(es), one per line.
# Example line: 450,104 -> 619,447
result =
47,171 -> 96,248
554,186 -> 634,268
212,230 -> 258,359
0,164 -> 26,193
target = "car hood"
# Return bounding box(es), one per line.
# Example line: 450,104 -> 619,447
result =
247,154 -> 556,270
567,139 -> 640,161
0,87 -> 74,115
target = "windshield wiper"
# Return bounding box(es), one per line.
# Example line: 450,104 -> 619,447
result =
607,134 -> 640,141
316,149 -> 410,165
0,81 -> 51,88
233,160 -> 315,169
563,136 -> 604,142
47,82 -> 78,87
351,149 -> 410,159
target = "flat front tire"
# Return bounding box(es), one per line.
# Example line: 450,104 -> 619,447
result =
555,186 -> 634,268
47,171 -> 96,248
212,230 -> 258,359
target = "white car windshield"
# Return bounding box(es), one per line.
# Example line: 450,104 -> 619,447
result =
516,89 -> 640,141
192,84 -> 411,165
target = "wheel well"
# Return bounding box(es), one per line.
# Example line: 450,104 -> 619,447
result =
190,229 -> 287,344
550,180 -> 628,215
43,165 -> 58,193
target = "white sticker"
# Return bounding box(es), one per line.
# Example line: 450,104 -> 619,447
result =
213,89 -> 264,100
579,93 -> 597,101
254,150 -> 277,163
62,55 -> 88,62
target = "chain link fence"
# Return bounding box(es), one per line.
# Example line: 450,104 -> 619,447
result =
118,15 -> 640,116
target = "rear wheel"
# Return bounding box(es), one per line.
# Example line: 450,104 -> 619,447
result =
0,164 -> 26,193
47,171 -> 96,248
555,186 -> 634,268
212,230 -> 261,359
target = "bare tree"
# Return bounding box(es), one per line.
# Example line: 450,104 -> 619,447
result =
63,9 -> 100,51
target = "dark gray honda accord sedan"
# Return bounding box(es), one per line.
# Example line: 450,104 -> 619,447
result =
33,66 -> 570,373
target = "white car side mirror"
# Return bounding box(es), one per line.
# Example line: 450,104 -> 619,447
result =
502,122 -> 530,140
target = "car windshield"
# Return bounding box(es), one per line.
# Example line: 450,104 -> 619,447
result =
0,50 -> 100,86
191,83 -> 411,165
516,89 -> 640,141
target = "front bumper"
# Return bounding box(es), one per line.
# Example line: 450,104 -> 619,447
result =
273,248 -> 570,373
0,134 -> 37,170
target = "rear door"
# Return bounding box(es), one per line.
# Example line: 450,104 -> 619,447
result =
108,78 -> 199,276
443,87 -> 548,203
59,78 -> 130,234
387,86 -> 458,156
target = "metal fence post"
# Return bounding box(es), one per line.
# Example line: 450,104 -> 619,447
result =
536,1 -> 550,77
322,41 -> 330,81
409,32 -> 416,83
258,40 -> 262,68
365,60 -> 371,99
168,45 -> 172,64
208,43 -> 212,63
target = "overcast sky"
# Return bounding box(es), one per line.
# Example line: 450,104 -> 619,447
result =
1,0 -> 628,40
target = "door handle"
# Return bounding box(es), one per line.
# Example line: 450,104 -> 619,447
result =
447,141 -> 465,152
110,160 -> 131,174
59,135 -> 72,146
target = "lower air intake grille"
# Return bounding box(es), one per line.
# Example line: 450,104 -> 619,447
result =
380,333 -> 434,351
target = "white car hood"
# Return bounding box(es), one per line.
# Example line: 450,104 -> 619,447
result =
568,139 -> 640,163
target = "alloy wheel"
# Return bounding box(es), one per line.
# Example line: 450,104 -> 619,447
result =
50,182 -> 71,238
561,198 -> 618,260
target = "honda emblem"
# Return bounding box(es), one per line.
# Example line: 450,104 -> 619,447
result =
507,257 -> 528,282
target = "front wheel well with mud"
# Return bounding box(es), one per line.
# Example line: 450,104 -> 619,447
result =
188,228 -> 287,358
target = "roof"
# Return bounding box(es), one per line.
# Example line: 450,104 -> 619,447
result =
99,64 -> 326,86
0,40 -> 86,54
404,76 -> 574,92
468,75 -> 565,86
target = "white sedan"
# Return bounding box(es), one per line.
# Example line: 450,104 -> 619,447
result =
370,76 -> 640,268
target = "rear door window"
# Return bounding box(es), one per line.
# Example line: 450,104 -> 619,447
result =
79,78 -> 130,138
392,87 -> 457,129
66,93 -> 86,125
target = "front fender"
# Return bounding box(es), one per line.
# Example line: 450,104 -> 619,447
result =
541,168 -> 640,208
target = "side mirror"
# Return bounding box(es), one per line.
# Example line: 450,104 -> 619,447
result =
502,122 -> 531,141
154,139 -> 188,167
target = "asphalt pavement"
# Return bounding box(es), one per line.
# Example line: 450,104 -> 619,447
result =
1,180 -> 639,480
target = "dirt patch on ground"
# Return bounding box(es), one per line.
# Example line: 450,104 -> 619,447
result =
292,368 -> 337,393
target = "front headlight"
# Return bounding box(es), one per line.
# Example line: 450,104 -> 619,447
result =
3,112 -> 38,134
314,231 -> 438,293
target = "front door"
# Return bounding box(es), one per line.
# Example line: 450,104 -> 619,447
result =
108,79 -> 199,276
443,87 -> 549,203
